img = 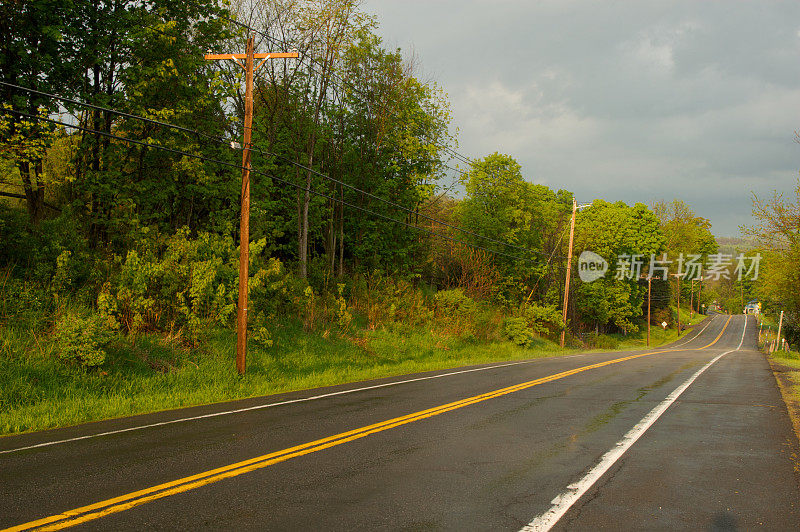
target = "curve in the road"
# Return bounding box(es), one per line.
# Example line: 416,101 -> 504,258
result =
521,314 -> 748,531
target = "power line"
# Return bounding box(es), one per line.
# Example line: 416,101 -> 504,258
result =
217,15 -> 497,177
2,107 -> 548,266
3,81 -> 560,260
215,17 -> 572,258
219,15 -> 581,257
0,81 -> 229,145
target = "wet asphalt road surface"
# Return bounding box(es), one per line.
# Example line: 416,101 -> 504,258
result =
2,313 -> 799,530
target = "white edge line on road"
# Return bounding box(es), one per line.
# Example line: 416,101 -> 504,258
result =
520,316 -> 748,532
2,321 -> 705,456
663,314 -> 716,349
1,356 -> 594,455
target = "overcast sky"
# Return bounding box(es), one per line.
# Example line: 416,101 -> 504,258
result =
361,0 -> 800,237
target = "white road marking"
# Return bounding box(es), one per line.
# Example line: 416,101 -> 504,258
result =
662,314 -> 716,349
521,316 -> 747,532
1,356 -> 573,454
4,318 -> 721,456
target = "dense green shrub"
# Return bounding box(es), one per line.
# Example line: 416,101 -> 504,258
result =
434,288 -> 477,337
520,303 -> 563,335
97,227 -> 286,343
502,303 -> 563,347
53,310 -> 116,367
504,316 -> 535,347
386,279 -> 433,328
592,334 -> 619,350
0,206 -> 89,286
249,256 -> 293,346
348,272 -> 433,331
334,283 -> 353,332
434,288 -> 476,318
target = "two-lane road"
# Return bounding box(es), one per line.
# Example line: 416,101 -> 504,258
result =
2,314 -> 799,530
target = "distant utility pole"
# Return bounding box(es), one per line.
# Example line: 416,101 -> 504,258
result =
697,280 -> 702,315
647,276 -> 652,347
740,282 -> 744,312
774,310 -> 784,354
206,36 -> 298,375
677,277 -> 680,336
672,274 -> 681,338
689,279 -> 695,319
560,198 -> 577,348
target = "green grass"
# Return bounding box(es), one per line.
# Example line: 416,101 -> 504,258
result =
0,320 -> 571,436
614,324 -> 684,350
0,308 -> 714,437
768,350 -> 800,412
676,305 -> 707,327
771,350 -> 800,369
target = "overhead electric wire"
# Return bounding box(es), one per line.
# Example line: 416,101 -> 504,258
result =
217,15 -> 540,209
215,21 -> 569,257
525,229 -> 569,303
2,107 -> 548,266
4,81 -> 559,260
231,16 -> 572,235
217,15 -> 497,177
3,75 -> 472,212
0,81 -> 226,144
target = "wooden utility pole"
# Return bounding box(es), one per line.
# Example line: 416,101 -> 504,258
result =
740,282 -> 744,312
560,198 -> 577,348
647,276 -> 651,347
676,276 -> 681,337
697,280 -> 702,315
774,310 -> 784,353
689,279 -> 695,319
206,37 -> 297,375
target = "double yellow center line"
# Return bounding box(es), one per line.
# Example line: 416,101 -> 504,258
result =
4,316 -> 733,531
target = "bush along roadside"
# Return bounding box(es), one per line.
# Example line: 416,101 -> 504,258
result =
0,226 -> 688,436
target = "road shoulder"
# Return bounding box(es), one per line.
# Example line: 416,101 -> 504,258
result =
768,354 -> 800,447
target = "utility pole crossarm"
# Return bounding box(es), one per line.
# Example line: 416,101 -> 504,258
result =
204,52 -> 299,73
204,52 -> 299,60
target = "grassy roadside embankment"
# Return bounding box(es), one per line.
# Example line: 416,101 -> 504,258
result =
766,347 -> 800,443
0,307 -> 704,437
0,322 -> 563,435
759,311 -> 800,444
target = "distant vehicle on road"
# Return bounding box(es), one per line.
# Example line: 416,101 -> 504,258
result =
743,300 -> 760,315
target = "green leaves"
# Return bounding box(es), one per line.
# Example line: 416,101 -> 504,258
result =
54,310 -> 115,367
652,199 -> 717,263
456,152 -> 572,301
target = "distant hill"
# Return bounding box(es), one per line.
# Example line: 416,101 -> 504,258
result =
716,236 -> 757,255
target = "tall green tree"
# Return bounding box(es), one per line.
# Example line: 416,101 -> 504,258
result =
572,201 -> 665,333
456,152 -> 573,301
652,199 -> 718,259
338,31 -> 451,274
743,182 -> 800,344
249,21 -> 452,279
61,0 -> 234,242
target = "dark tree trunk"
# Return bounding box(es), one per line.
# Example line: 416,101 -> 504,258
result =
19,161 -> 45,224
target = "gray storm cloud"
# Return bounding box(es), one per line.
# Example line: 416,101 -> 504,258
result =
364,0 -> 800,236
